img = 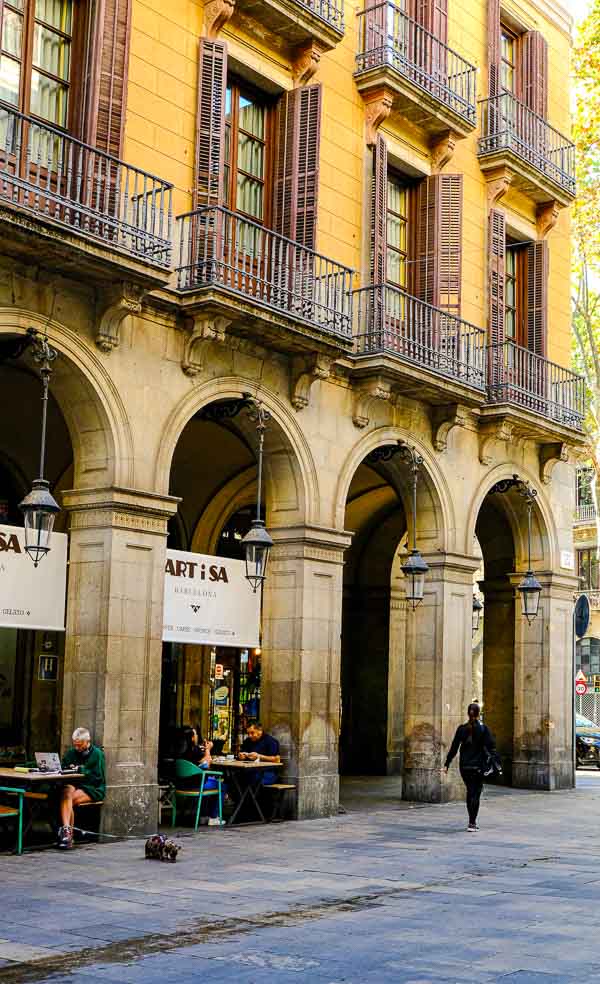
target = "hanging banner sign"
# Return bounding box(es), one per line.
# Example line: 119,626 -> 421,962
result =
162,549 -> 260,647
0,525 -> 67,631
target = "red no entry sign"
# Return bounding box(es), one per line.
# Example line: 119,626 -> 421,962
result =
576,683 -> 587,696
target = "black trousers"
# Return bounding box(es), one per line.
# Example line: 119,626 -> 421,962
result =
460,767 -> 484,824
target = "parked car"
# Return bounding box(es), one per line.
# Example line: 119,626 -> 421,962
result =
576,714 -> 600,769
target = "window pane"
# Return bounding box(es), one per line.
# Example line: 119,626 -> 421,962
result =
387,180 -> 406,216
30,69 -> 68,125
7,0 -> 25,10
386,249 -> 405,287
237,132 -> 264,180
224,124 -> 231,165
225,86 -> 232,121
0,54 -> 20,105
2,9 -> 23,58
506,250 -> 515,275
238,95 -> 264,140
35,0 -> 73,34
506,278 -> 515,307
387,213 -> 402,250
33,25 -> 71,80
236,173 -> 263,220
505,310 -> 515,338
223,165 -> 230,205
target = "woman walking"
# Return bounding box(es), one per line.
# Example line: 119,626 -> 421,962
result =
444,703 -> 501,831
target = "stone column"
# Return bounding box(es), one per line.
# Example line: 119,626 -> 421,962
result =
511,571 -> 577,791
260,525 -> 351,819
479,577 -> 515,782
387,587 -> 407,776
61,487 -> 178,836
403,554 -> 480,804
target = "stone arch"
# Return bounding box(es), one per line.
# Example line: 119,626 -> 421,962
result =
334,426 -> 454,552
0,310 -> 132,488
190,467 -> 256,555
154,377 -> 319,527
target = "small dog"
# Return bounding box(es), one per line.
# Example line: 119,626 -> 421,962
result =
144,834 -> 180,862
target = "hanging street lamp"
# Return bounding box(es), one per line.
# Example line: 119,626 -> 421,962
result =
241,395 -> 273,593
472,594 -> 483,635
516,479 -> 542,624
398,443 -> 429,610
18,329 -> 60,567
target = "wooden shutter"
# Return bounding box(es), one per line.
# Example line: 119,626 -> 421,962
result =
371,134 -> 388,286
520,31 -> 548,118
525,241 -> 548,356
92,0 -> 132,157
416,174 -> 462,315
194,39 -> 227,208
487,0 -> 501,99
415,0 -> 448,43
273,85 -> 322,249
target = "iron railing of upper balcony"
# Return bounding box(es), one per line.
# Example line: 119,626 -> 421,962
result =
177,206 -> 354,339
355,2 -> 477,126
0,105 -> 173,267
295,0 -> 345,32
487,341 -> 584,429
586,590 -> 600,610
354,283 -> 487,389
576,503 -> 597,523
479,93 -> 576,197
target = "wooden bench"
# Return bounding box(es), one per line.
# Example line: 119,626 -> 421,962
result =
263,783 -> 296,822
73,799 -> 104,841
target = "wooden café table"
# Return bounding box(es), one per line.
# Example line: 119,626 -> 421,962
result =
211,758 -> 282,825
0,768 -> 84,847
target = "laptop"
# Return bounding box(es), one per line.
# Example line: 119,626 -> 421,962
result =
35,752 -> 62,772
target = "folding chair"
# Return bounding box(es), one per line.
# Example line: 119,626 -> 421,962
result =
172,760 -> 223,831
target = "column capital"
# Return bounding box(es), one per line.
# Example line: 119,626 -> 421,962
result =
508,570 -> 580,596
270,524 -> 353,564
61,486 -> 180,535
421,552 -> 482,579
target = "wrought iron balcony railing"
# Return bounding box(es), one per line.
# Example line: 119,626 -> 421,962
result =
488,341 -> 584,429
356,2 -> 477,126
479,93 -> 576,198
0,105 -> 173,267
297,0 -> 344,32
587,590 -> 600,610
354,284 -> 487,389
576,503 -> 596,523
177,207 -> 354,339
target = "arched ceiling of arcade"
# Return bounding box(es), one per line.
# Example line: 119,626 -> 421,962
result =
344,461 -> 407,588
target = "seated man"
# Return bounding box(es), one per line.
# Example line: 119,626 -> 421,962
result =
238,722 -> 280,785
57,728 -> 106,850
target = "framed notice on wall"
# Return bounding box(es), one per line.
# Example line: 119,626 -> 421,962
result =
163,549 -> 260,648
0,525 -> 67,631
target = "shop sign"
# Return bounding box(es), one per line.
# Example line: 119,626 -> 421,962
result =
0,524 -> 67,631
163,549 -> 260,647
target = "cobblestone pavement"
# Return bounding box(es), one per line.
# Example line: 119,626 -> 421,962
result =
0,773 -> 599,984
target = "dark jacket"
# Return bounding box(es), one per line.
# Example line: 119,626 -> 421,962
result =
445,721 -> 500,772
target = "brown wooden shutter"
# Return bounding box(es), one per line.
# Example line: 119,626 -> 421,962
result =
415,0 -> 448,43
273,84 -> 322,249
416,174 -> 462,315
371,133 -> 388,286
525,241 -> 548,356
92,0 -> 132,157
520,31 -> 548,118
194,39 -> 228,209
487,0 -> 501,98
488,208 -> 506,384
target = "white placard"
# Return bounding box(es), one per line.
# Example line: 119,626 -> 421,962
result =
560,550 -> 575,571
162,549 -> 260,647
0,524 -> 67,631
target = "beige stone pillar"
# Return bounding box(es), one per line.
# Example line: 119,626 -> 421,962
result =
260,525 -> 351,819
387,587 -> 407,776
479,578 -> 515,782
61,487 -> 178,835
403,554 -> 480,804
511,571 -> 577,791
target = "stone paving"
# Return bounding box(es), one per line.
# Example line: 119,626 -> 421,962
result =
0,773 -> 599,984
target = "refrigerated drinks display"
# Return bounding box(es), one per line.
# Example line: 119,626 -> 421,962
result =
208,646 -> 261,754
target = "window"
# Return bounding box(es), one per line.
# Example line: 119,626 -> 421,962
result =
578,549 -> 600,592
577,468 -> 594,509
500,27 -> 518,94
505,242 -> 527,346
224,80 -> 273,226
577,637 -> 600,677
0,0 -> 79,128
386,174 -> 410,289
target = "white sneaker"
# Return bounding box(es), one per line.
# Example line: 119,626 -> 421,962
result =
467,823 -> 477,832
208,817 -> 225,826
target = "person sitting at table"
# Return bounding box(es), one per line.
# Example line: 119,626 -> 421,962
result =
176,726 -> 224,825
57,728 -> 106,850
238,722 -> 280,785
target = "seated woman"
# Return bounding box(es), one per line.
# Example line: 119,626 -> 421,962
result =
177,727 -> 223,826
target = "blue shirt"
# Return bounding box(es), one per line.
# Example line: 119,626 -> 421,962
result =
241,733 -> 279,784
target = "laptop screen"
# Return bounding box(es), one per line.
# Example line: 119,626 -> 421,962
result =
35,752 -> 62,772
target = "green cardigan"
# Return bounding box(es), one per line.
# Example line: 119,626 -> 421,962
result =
62,745 -> 106,802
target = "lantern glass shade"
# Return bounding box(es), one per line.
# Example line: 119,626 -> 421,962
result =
401,549 -> 429,609
518,571 -> 542,624
18,479 -> 60,567
472,595 -> 483,635
241,519 -> 274,593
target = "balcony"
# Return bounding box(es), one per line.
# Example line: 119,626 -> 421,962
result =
487,341 -> 584,433
478,94 -> 576,206
352,283 -> 487,404
232,0 -> 344,51
0,105 -> 173,285
355,3 -> 477,140
176,207 -> 354,355
576,503 -> 597,524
